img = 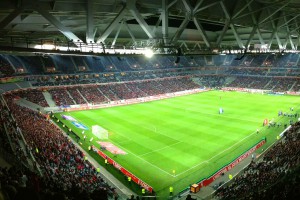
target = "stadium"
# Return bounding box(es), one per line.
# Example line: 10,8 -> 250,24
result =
0,0 -> 300,200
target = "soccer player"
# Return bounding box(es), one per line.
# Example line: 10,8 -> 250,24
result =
219,107 -> 224,114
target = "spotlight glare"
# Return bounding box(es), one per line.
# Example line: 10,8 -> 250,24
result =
144,49 -> 154,58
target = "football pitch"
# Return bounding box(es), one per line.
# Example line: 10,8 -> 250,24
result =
55,90 -> 300,197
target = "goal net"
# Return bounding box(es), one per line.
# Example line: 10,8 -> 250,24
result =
92,125 -> 108,139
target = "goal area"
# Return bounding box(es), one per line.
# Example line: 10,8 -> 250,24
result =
92,125 -> 108,139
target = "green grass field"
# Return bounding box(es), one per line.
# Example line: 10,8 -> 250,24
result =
54,90 -> 300,198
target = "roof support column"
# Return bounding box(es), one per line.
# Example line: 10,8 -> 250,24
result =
34,6 -> 83,46
127,0 -> 154,39
124,22 -> 137,45
247,2 -> 265,46
0,7 -> 24,29
111,21 -> 123,48
86,0 -> 95,43
193,17 -> 211,48
96,6 -> 126,43
220,1 -> 244,48
162,0 -> 169,44
216,19 -> 230,47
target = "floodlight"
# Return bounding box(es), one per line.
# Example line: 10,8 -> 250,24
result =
144,49 -> 154,58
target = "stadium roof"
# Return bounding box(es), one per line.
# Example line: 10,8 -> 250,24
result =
0,0 -> 300,53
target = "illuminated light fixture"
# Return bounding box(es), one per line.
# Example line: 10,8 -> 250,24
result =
144,49 -> 154,58
34,44 -> 55,50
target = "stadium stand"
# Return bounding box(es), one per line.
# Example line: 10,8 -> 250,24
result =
1,53 -> 300,199
67,87 -> 87,104
0,55 -> 15,77
78,85 -> 107,104
48,88 -> 75,106
1,94 -> 117,200
13,89 -> 49,107
215,121 -> 300,200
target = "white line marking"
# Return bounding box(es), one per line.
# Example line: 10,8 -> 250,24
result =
139,141 -> 182,157
69,112 -> 174,176
174,129 -> 260,177
110,139 -> 174,176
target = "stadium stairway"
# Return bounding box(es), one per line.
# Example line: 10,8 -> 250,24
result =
15,98 -> 44,112
191,77 -> 202,86
77,88 -> 89,104
97,87 -> 110,101
224,76 -> 236,86
263,79 -> 273,89
65,90 -> 77,105
42,91 -> 56,107
289,81 -> 297,91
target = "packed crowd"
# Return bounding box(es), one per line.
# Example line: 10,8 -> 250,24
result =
226,77 -> 299,92
14,89 -> 49,107
227,68 -> 267,76
48,88 -> 75,106
226,77 -> 260,88
11,77 -> 201,107
78,86 -> 107,104
11,74 -> 300,108
67,87 -> 88,104
215,121 -> 300,200
1,94 -> 117,200
0,57 -> 15,77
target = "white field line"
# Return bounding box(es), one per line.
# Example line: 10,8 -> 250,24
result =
64,96 -> 300,179
139,141 -> 182,157
68,113 -> 174,176
67,111 -> 259,178
109,139 -> 174,176
174,129 -> 259,177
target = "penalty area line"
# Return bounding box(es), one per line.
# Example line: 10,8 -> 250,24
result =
110,140 -> 174,176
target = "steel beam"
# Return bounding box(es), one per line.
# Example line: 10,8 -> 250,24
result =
294,20 -> 300,50
220,2 -> 244,48
232,0 -> 254,19
193,17 -> 211,48
171,15 -> 190,43
86,0 -> 94,43
283,16 -> 295,50
258,0 -> 292,25
247,2 -> 265,45
127,0 -> 154,39
96,6 -> 126,43
216,19 -> 230,47
245,25 -> 258,48
0,7 -> 23,29
195,1 -> 220,14
124,22 -> 137,45
111,21 -> 123,48
35,6 -> 83,45
181,0 -> 192,12
269,10 -> 283,49
256,29 -> 265,46
235,1 -> 288,20
167,0 -> 178,9
151,15 -> 162,36
278,14 -> 300,29
267,29 -> 276,49
162,0 -> 168,44
193,0 -> 204,13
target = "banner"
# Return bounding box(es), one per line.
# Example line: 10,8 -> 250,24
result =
93,147 -> 153,193
63,89 -> 210,112
199,139 -> 266,188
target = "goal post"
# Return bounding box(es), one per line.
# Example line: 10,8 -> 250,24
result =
92,125 -> 108,139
